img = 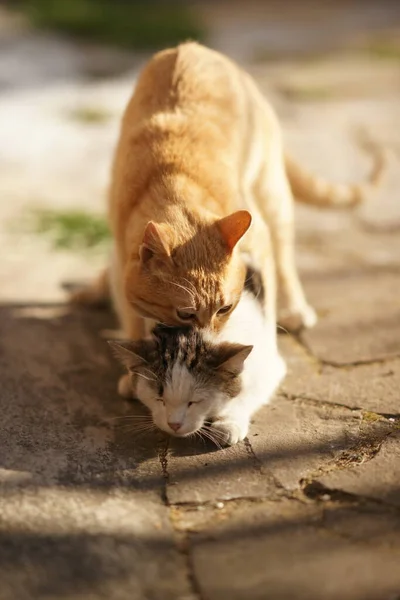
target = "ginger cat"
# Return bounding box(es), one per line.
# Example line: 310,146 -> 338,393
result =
73,42 -> 383,339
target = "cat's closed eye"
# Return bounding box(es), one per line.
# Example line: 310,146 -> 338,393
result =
176,309 -> 196,321
217,304 -> 232,315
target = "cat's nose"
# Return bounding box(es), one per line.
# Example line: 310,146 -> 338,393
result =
168,421 -> 182,432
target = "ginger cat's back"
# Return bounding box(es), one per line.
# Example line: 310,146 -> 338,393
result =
95,42 -> 383,339
109,43 -> 276,239
108,43 -> 265,336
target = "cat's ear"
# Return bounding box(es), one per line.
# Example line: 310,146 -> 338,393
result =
213,343 -> 253,375
139,221 -> 171,264
216,210 -> 252,252
108,339 -> 155,371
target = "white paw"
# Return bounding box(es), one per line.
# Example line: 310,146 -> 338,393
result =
118,374 -> 132,399
278,304 -> 317,332
211,419 -> 249,446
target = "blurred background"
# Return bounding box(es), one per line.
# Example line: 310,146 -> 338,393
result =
0,0 -> 399,304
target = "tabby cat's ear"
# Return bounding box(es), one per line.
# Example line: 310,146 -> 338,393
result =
213,343 -> 253,375
139,221 -> 171,264
108,340 -> 155,371
216,210 -> 252,252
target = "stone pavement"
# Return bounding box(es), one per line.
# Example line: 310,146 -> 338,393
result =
1,5 -> 400,599
1,246 -> 399,600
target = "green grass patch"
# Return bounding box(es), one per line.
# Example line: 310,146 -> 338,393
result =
31,208 -> 110,250
17,0 -> 204,50
279,84 -> 334,102
364,39 -> 400,61
66,105 -> 112,124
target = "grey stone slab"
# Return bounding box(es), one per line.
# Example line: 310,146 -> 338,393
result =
166,435 -> 278,505
301,270 -> 400,364
248,396 -> 362,491
280,335 -> 400,415
0,306 -> 160,488
0,306 -> 192,600
317,430 -> 400,507
191,500 -> 400,600
0,487 -> 193,600
295,218 -> 400,276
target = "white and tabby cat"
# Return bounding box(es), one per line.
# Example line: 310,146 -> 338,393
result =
110,267 -> 286,445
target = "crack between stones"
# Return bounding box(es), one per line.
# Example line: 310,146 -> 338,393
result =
304,428 -> 393,481
296,332 -> 400,369
301,479 -> 400,513
299,428 -> 398,512
322,355 -> 400,369
280,390 -> 400,422
156,436 -> 204,600
244,435 -> 287,495
169,495 -> 290,510
243,436 -> 262,469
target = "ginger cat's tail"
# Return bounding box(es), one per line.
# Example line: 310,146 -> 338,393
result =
285,134 -> 386,208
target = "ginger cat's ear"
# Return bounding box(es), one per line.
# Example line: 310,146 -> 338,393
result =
216,210 -> 252,252
139,221 -> 171,264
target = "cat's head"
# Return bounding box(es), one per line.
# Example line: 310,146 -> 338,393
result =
125,210 -> 251,330
109,327 -> 252,437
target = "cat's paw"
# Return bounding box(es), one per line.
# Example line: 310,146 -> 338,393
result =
118,374 -> 132,399
278,304 -> 317,332
211,419 -> 249,446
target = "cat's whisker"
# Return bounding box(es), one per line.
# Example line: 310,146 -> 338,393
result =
200,426 -> 223,450
117,421 -> 154,431
207,428 -> 229,444
107,415 -> 153,423
201,425 -> 228,447
131,370 -> 157,382
120,422 -> 156,435
166,279 -> 196,303
179,276 -> 196,291
194,430 -> 207,448
276,324 -> 290,335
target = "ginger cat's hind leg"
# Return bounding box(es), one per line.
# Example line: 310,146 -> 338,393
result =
69,268 -> 110,309
254,163 -> 317,332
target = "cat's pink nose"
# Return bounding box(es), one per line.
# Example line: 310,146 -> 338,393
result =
168,421 -> 182,432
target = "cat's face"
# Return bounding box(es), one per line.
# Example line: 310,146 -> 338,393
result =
125,210 -> 251,331
110,327 -> 252,437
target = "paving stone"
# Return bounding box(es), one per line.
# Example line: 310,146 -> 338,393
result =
248,396 -> 362,491
166,435 -> 278,505
317,430 -> 400,507
0,307 -> 192,600
191,500 -> 400,600
301,270 -> 400,364
295,220 -> 400,276
280,335 -> 400,415
0,487 -> 193,600
0,306 -> 161,488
